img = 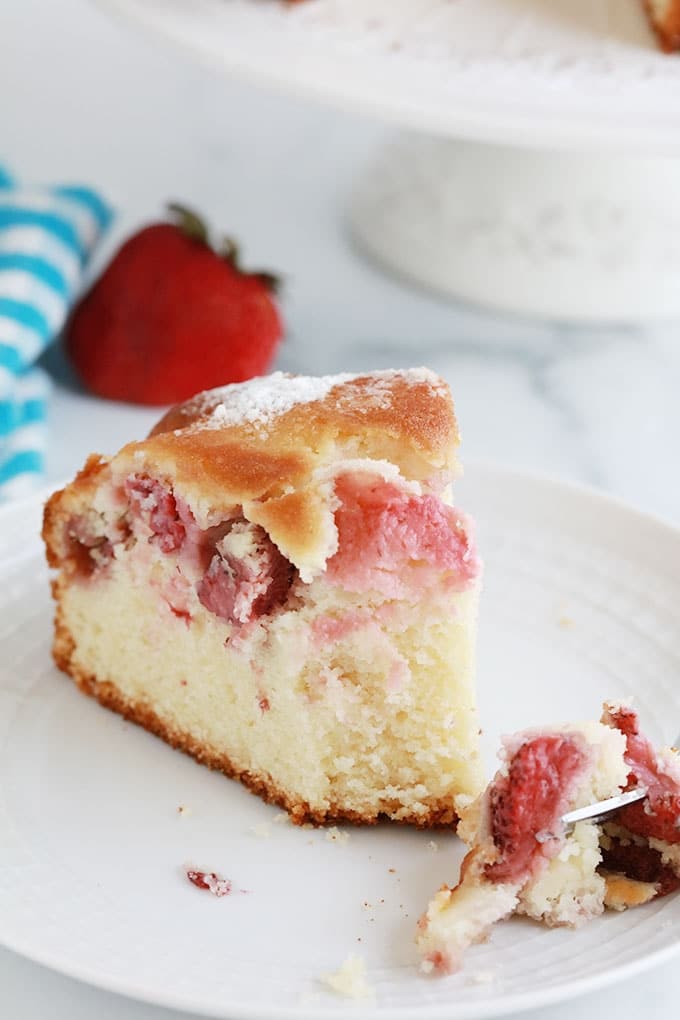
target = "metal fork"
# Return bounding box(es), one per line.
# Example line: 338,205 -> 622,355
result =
561,787 -> 647,831
560,729 -> 680,832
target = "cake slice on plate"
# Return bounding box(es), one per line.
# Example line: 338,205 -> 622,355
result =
43,369 -> 483,826
417,701 -> 680,973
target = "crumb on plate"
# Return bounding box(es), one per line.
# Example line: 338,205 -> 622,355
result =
326,826 -> 350,844
185,869 -> 232,897
320,954 -> 374,999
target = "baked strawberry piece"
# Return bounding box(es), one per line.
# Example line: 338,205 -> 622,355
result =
417,703 -> 680,974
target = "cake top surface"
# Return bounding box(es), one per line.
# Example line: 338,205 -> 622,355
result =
202,372 -> 351,429
150,368 -> 451,438
138,368 -> 460,503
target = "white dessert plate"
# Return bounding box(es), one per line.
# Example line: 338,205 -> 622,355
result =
95,0 -> 680,151
1,463 -> 680,1019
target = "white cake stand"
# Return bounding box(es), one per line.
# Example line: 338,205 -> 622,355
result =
97,0 -> 680,321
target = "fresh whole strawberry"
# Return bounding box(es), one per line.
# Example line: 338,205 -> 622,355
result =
66,204 -> 283,405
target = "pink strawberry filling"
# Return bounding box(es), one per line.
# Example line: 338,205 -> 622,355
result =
604,705 -> 680,845
197,520 -> 296,625
69,469 -> 478,628
486,734 -> 591,884
123,477 -> 296,626
67,475 -> 296,628
125,475 -> 186,552
311,609 -> 373,645
159,570 -> 194,624
326,474 -> 478,598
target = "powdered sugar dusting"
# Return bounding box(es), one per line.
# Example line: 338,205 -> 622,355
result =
204,372 -> 349,430
338,367 -> 444,415
189,368 -> 444,432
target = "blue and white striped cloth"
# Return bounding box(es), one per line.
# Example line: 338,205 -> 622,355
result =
0,167 -> 111,500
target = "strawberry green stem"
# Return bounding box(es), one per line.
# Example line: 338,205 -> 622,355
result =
167,203 -> 209,246
168,203 -> 282,294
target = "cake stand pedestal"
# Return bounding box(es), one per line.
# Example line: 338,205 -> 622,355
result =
351,136 -> 680,322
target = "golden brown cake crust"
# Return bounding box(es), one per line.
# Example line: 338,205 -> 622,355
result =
602,872 -> 658,910
50,578 -> 460,830
142,369 -> 458,494
43,454 -> 111,566
151,370 -> 458,455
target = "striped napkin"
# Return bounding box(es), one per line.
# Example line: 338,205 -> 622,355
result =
0,167 -> 111,500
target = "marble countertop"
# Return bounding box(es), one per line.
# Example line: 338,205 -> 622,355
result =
2,0 -> 680,1017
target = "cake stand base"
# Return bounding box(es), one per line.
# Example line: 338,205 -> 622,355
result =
350,137 -> 680,323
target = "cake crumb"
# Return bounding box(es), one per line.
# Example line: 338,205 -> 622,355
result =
427,840 -> 439,852
326,826 -> 350,844
558,615 -> 575,629
273,812 -> 289,825
177,804 -> 191,817
185,869 -> 232,897
388,867 -> 396,874
320,954 -> 374,1000
248,822 -> 271,839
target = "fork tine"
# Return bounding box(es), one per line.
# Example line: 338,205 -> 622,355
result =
560,787 -> 647,831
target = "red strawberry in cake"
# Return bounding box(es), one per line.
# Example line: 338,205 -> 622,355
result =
66,204 -> 283,406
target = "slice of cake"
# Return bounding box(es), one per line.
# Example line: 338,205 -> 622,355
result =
417,701 -> 680,974
645,1 -> 680,51
43,369 -> 483,826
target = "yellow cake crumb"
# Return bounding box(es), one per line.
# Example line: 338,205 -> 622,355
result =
320,954 -> 374,999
